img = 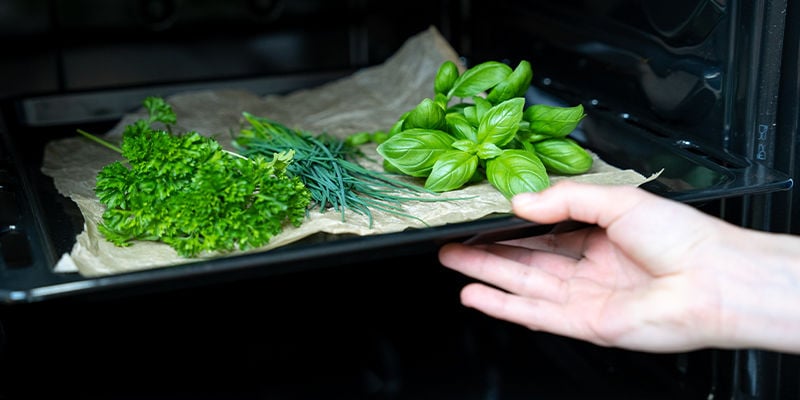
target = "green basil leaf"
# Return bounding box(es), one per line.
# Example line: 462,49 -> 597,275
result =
486,149 -> 550,198
477,98 -> 525,146
446,102 -> 471,115
345,132 -> 371,146
472,96 -> 492,122
445,113 -> 478,142
424,150 -> 479,192
532,138 -> 594,174
452,139 -> 477,153
449,61 -> 512,98
463,105 -> 479,127
516,125 -> 552,144
383,159 -> 404,174
476,142 -> 503,159
371,131 -> 390,144
434,60 -> 460,96
433,93 -> 450,110
523,104 -> 585,137
376,128 -> 455,177
404,98 -> 446,130
486,60 -> 533,104
389,110 -> 410,135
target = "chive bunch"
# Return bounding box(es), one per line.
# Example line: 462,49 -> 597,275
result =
234,113 -> 451,227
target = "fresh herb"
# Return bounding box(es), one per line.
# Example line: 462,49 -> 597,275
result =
233,113 -> 458,227
78,97 -> 311,257
375,59 -> 592,198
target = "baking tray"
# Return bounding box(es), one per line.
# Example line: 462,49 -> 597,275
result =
0,80 -> 793,304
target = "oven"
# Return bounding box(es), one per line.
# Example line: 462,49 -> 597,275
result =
1,0 -> 798,398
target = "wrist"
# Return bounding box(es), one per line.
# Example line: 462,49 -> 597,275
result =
715,226 -> 800,353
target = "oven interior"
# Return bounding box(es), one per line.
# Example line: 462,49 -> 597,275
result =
1,0 -> 799,399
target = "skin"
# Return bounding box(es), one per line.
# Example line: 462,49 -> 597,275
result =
438,181 -> 800,354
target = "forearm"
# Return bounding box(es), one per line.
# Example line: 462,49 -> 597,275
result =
714,225 -> 800,353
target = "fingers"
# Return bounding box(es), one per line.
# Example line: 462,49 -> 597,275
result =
512,181 -> 727,277
498,227 -> 597,260
511,181 -> 652,228
481,242 -> 581,279
439,242 -> 575,301
459,282 -> 604,346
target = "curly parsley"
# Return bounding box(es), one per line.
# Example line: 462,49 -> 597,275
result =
80,97 -> 311,258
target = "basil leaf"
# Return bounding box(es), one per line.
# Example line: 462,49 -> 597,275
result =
476,142 -> 503,159
452,139 -> 477,153
477,98 -> 525,146
448,61 -> 512,98
472,96 -> 492,122
533,138 -> 594,174
463,105 -> 479,126
433,93 -> 450,110
389,110 -> 410,135
425,150 -> 479,192
445,113 -> 478,142
446,102 -> 471,115
345,131 -> 371,146
371,131 -> 389,144
486,60 -> 533,104
486,149 -> 550,198
523,104 -> 585,137
434,60 -> 460,96
516,124 -> 552,143
404,98 -> 446,130
383,159 -> 404,174
376,129 -> 455,177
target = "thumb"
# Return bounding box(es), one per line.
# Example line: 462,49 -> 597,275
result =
510,181 -> 652,228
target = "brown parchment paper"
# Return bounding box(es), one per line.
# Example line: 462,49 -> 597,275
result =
42,26 -> 659,277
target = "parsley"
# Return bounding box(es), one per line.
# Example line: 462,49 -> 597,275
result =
79,97 -> 311,258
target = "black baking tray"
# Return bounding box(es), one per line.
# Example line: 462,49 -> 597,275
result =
0,77 -> 793,305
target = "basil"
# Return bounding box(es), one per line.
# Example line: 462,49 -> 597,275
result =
486,60 -> 533,104
452,139 -> 478,153
448,61 -> 512,98
486,150 -> 550,198
477,98 -> 524,146
376,129 -> 455,177
476,142 -> 503,159
524,104 -> 585,137
425,150 -> 479,192
532,138 -> 593,175
434,60 -> 460,96
404,98 -> 446,130
372,59 -> 591,198
445,113 -> 478,142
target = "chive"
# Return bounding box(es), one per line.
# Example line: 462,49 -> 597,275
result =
234,113 -> 471,227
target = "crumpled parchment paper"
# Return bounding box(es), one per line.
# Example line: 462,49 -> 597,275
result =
42,26 -> 659,277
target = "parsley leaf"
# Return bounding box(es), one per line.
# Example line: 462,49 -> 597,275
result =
90,97 -> 311,258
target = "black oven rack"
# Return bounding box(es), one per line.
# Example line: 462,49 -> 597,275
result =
0,81 -> 793,304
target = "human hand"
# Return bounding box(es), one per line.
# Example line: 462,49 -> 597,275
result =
438,181 -> 800,353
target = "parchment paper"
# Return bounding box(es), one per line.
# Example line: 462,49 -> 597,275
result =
42,26 -> 659,277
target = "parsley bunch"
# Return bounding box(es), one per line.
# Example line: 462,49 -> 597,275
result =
82,97 -> 311,258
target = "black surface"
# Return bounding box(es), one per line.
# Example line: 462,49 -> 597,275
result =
0,252 -> 723,400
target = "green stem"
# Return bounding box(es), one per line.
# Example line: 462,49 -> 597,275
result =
77,129 -> 123,154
